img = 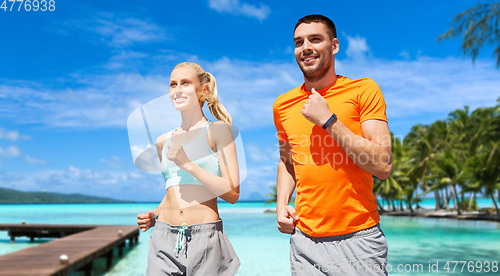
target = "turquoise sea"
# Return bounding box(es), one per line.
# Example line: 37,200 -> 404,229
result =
1,201 -> 500,275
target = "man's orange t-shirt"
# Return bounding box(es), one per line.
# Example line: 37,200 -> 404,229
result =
273,76 -> 388,237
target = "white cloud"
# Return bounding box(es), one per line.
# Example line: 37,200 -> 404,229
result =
0,163 -> 277,201
0,145 -> 21,157
204,57 -> 301,128
59,14 -> 167,48
345,35 -> 370,59
337,56 -> 500,120
399,50 -> 410,61
0,128 -> 31,141
0,73 -> 171,128
1,47 -> 499,137
25,155 -> 49,166
101,155 -> 124,169
208,0 -> 270,20
0,166 -> 165,201
240,165 -> 276,199
246,144 -> 278,163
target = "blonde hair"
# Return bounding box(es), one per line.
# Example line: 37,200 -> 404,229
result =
173,62 -> 232,125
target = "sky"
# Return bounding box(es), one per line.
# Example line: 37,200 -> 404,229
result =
0,0 -> 499,202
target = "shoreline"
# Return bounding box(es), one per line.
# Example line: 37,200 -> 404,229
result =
380,208 -> 500,222
263,208 -> 500,223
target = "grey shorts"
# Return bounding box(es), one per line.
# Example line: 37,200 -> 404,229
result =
147,220 -> 240,276
290,223 -> 388,276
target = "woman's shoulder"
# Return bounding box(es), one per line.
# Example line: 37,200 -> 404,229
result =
208,121 -> 234,143
156,131 -> 172,146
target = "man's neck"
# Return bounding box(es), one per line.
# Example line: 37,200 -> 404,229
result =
303,68 -> 338,91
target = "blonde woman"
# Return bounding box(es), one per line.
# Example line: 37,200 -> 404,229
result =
136,62 -> 240,275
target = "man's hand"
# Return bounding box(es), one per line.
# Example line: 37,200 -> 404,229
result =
277,205 -> 299,234
136,210 -> 156,232
301,88 -> 333,126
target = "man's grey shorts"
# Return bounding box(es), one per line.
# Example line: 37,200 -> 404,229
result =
290,224 -> 388,276
147,220 -> 240,276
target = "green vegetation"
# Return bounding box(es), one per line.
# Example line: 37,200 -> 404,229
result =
375,99 -> 500,215
264,184 -> 294,206
0,187 -> 133,204
439,2 -> 500,67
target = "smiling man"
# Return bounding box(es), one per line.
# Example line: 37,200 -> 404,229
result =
273,14 -> 392,275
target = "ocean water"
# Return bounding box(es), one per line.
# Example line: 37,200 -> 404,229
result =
379,197 -> 498,210
0,202 -> 499,275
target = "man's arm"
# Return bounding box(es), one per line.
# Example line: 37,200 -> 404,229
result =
302,88 -> 392,180
326,119 -> 392,179
276,140 -> 299,234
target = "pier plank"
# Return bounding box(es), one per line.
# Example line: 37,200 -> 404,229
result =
0,224 -> 139,276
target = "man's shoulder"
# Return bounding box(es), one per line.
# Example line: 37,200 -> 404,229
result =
335,76 -> 382,99
339,76 -> 378,88
273,85 -> 303,109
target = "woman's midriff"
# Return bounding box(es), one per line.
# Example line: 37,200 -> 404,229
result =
157,185 -> 220,226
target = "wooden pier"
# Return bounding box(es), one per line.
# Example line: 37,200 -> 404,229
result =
0,224 -> 140,276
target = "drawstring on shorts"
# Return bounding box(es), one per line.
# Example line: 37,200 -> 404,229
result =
174,223 -> 189,254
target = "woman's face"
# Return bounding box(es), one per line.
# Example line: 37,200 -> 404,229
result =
169,67 -> 205,111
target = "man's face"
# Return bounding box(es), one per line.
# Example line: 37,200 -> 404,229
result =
293,22 -> 337,82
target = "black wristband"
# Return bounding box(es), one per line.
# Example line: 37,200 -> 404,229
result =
322,114 -> 337,130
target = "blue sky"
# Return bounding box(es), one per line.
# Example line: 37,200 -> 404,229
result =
0,0 -> 499,202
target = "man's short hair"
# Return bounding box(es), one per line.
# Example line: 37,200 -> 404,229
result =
294,14 -> 337,40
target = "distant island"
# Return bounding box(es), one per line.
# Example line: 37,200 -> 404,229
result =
0,187 -> 133,204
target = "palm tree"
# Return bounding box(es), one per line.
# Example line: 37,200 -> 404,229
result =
264,185 -> 277,205
430,149 -> 469,215
264,185 -> 295,205
374,133 -> 406,211
466,105 -> 500,216
468,142 -> 500,216
405,121 -> 450,210
439,2 -> 500,67
400,185 -> 422,213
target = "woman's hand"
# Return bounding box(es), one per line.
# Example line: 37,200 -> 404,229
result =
166,144 -> 193,171
136,210 -> 156,232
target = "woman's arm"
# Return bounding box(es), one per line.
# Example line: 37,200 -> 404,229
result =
136,134 -> 168,232
166,122 -> 240,204
156,133 -> 167,163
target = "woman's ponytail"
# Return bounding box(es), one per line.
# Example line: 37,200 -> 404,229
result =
205,72 -> 232,125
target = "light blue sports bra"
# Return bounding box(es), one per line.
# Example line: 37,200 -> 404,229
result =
161,120 -> 221,190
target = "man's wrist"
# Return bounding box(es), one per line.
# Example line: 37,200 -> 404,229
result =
322,113 -> 337,130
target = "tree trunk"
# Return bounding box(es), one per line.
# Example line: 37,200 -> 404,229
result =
391,199 -> 396,211
408,201 -> 414,213
441,190 -> 450,210
377,199 -> 385,212
445,186 -> 450,206
450,185 -> 461,215
434,190 -> 441,210
399,200 -> 404,211
491,194 -> 500,217
454,184 -> 461,215
468,192 -> 474,211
